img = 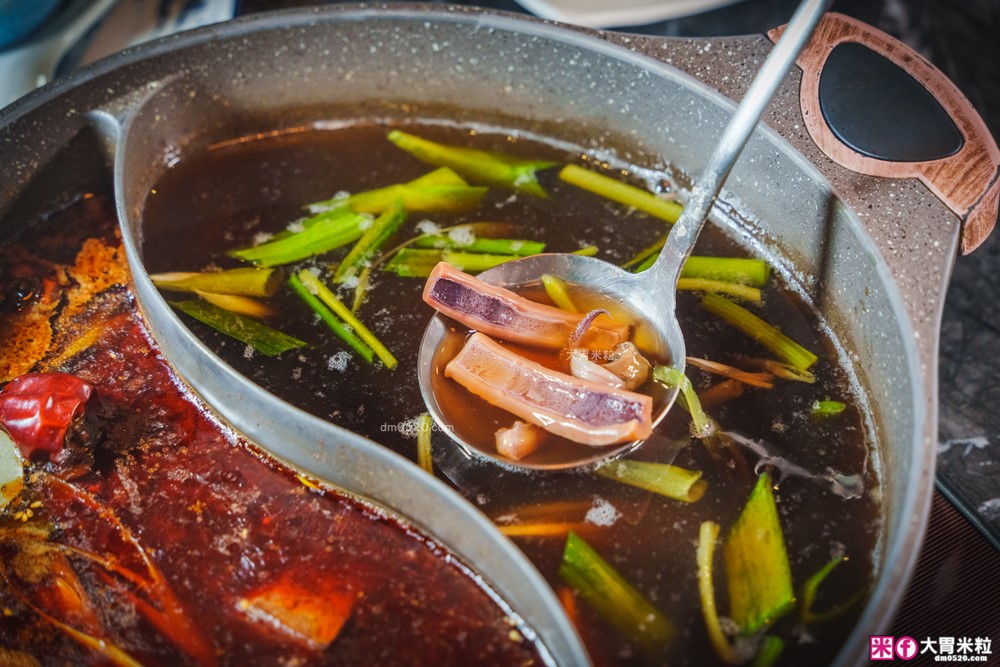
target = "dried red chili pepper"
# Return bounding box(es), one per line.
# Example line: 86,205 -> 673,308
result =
0,373 -> 93,461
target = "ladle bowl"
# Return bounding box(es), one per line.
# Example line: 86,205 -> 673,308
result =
417,253 -> 683,471
416,0 -> 832,471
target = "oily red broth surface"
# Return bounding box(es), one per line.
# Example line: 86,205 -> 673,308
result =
0,195 -> 544,665
141,121 -> 881,667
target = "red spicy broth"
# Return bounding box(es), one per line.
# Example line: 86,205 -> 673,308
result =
0,194 -> 545,665
140,120 -> 881,666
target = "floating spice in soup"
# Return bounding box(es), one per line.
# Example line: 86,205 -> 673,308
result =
140,120 -> 881,666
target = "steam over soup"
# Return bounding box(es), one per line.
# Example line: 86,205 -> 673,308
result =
137,120 -> 880,666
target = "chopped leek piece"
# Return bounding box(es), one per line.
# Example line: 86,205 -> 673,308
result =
195,291 -> 276,319
294,270 -> 397,369
752,636 -> 785,667
811,400 -> 846,419
702,293 -> 818,371
682,256 -> 771,287
308,184 -> 486,216
405,166 -> 469,187
571,245 -> 599,256
388,130 -> 558,197
334,199 -> 408,283
150,267 -> 283,297
697,521 -> 740,665
351,184 -> 488,215
801,556 -> 863,624
635,252 -> 658,273
171,299 -> 306,357
377,223 -> 536,281
624,235 -> 666,269
653,365 -> 718,439
416,413 -> 434,474
440,250 -> 519,274
559,164 -> 682,223
305,167 -> 469,213
288,274 -> 374,363
288,273 -> 374,363
351,265 -> 375,313
352,222 -> 523,309
541,274 -> 578,312
406,167 -> 468,188
229,210 -> 367,267
677,278 -> 762,304
384,248 -> 444,278
559,532 -> 673,653
724,473 -> 795,635
412,234 -> 545,256
597,460 -> 706,502
267,207 -> 357,242
385,249 -> 527,277
358,224 -> 541,306
633,252 -> 771,288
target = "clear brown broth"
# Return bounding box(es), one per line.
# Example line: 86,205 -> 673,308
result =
142,120 -> 880,666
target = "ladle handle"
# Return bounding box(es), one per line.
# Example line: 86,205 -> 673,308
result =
649,0 -> 834,287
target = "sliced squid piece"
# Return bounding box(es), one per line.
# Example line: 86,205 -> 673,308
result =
446,332 -> 653,446
569,349 -> 626,389
423,262 -> 628,350
495,420 -> 549,461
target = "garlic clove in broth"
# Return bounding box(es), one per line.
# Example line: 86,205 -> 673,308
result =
495,421 -> 549,461
600,343 -> 652,390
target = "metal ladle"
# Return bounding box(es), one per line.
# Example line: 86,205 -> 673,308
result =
418,0 -> 833,471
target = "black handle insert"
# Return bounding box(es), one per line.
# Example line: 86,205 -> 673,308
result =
818,41 -> 963,163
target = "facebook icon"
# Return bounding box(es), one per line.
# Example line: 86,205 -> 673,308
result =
895,636 -> 918,660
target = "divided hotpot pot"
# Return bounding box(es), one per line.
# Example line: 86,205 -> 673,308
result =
1,5 -> 997,665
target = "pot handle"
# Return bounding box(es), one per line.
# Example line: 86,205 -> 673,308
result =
769,13 -> 999,254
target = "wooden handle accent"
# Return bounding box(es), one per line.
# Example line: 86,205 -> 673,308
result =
770,13 -> 999,254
